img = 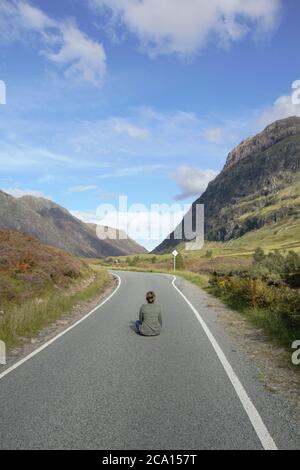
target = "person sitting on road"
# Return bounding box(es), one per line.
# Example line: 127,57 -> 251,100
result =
136,291 -> 162,336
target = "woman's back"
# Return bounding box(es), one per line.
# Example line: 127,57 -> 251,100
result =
139,303 -> 162,336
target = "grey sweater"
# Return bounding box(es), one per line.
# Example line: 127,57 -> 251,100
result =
139,303 -> 162,336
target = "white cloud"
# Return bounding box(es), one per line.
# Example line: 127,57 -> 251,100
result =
68,185 -> 98,193
198,83 -> 300,152
0,142 -> 73,169
0,141 -> 111,171
112,119 -> 149,139
46,22 -> 106,85
98,164 -> 166,179
17,1 -> 56,31
93,0 -> 281,56
256,89 -> 300,129
0,105 -> 231,176
203,127 -> 224,144
173,166 -> 218,200
64,108 -> 212,163
3,187 -> 46,198
0,1 -> 106,85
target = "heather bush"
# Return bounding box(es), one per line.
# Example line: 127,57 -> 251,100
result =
0,230 -> 89,306
209,272 -> 300,344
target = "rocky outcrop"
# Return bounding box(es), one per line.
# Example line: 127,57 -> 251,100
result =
224,116 -> 300,170
154,116 -> 300,253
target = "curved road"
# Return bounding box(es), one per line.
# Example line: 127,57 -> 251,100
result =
0,271 -> 300,450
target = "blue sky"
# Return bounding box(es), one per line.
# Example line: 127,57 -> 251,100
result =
0,0 -> 300,249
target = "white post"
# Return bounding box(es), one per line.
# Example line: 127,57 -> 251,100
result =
172,250 -> 178,272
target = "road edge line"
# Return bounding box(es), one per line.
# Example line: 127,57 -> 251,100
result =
0,273 -> 122,382
172,275 -> 277,451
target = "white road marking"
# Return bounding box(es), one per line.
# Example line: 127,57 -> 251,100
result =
172,276 -> 278,451
0,274 -> 122,382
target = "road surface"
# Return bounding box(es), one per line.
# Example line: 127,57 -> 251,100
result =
0,271 -> 300,450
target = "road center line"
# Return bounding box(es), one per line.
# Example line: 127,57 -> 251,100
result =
172,275 -> 277,451
0,274 -> 122,382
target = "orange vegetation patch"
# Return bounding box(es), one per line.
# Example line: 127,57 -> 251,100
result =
0,230 -> 89,306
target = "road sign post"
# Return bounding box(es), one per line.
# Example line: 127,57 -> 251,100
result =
172,250 -> 178,272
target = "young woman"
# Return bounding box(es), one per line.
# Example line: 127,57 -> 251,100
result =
136,291 -> 162,336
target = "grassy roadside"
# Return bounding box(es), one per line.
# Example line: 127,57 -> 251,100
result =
210,292 -> 293,347
0,267 -> 111,350
208,278 -> 300,349
104,263 -> 210,289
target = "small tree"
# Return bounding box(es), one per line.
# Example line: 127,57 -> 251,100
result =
130,256 -> 140,266
285,251 -> 300,274
253,247 -> 265,264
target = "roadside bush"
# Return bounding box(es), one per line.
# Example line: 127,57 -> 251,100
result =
129,256 -> 141,266
209,273 -> 300,343
250,249 -> 300,286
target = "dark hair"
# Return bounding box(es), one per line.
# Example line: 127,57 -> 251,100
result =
146,291 -> 156,303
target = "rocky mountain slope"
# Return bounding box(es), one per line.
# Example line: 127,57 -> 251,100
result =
0,192 -> 147,258
154,116 -> 300,253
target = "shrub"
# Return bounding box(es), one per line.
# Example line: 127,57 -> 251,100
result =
250,249 -> 300,285
209,272 -> 300,344
205,250 -> 213,259
176,252 -> 185,270
253,247 -> 265,264
129,256 -> 141,266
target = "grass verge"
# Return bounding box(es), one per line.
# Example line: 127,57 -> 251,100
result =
208,285 -> 300,349
0,268 -> 111,350
104,264 -> 210,289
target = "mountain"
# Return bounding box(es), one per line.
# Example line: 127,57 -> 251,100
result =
154,116 -> 300,253
0,192 -> 147,258
85,223 -> 148,256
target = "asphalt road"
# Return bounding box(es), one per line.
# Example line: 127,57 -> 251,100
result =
0,271 -> 300,450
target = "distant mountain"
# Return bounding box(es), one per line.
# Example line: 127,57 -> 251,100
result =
0,192 -> 147,258
154,116 -> 300,253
